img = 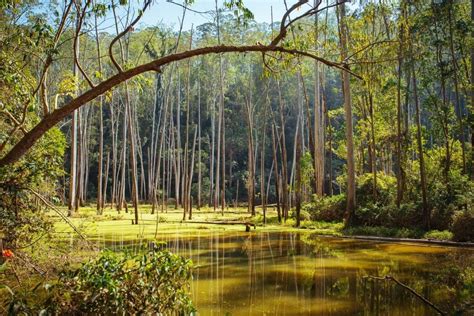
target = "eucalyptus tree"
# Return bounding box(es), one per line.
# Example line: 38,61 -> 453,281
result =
0,0 -> 354,169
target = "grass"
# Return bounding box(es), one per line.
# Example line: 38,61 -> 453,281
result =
50,204 -> 457,243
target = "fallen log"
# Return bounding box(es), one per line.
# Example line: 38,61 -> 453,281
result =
339,234 -> 474,248
185,221 -> 257,231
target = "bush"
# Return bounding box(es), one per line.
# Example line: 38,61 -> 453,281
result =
304,194 -> 346,222
424,230 -> 453,241
356,173 -> 397,208
429,172 -> 474,230
7,250 -> 195,315
351,173 -> 411,227
290,208 -> 311,221
0,128 -> 65,246
354,203 -> 390,226
344,226 -> 424,239
451,210 -> 474,242
389,202 -> 421,228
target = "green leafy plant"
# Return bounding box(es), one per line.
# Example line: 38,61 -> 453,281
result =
58,249 -> 195,315
4,250 -> 195,315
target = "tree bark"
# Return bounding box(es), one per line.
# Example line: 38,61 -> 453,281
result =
412,66 -> 430,229
338,3 -> 356,226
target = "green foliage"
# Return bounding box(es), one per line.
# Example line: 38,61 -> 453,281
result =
300,151 -> 314,188
356,173 -> 397,208
424,230 -> 453,241
344,226 -> 424,239
0,128 -> 65,245
290,208 -> 311,221
61,249 -> 194,314
303,194 -> 346,222
224,0 -> 254,24
451,210 -> 474,242
6,250 -> 195,315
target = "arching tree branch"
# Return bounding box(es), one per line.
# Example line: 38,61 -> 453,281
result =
0,0 -> 358,167
109,0 -> 152,73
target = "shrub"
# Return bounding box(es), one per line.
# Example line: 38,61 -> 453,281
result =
6,250 -> 195,315
354,203 -> 390,226
290,208 -> 311,221
343,226 -> 424,239
389,202 -> 421,228
0,128 -> 65,246
424,230 -> 453,241
429,172 -> 474,230
356,172 -> 397,208
451,210 -> 474,242
304,194 -> 346,222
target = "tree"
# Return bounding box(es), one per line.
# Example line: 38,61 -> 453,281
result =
338,1 -> 356,226
0,0 -> 353,168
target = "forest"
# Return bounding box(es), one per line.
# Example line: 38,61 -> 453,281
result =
0,0 -> 473,314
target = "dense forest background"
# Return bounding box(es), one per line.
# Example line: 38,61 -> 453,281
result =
1,0 -> 474,243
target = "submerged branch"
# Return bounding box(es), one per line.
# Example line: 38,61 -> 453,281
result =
364,275 -> 446,315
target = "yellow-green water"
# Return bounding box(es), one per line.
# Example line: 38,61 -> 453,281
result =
52,209 -> 473,315
140,231 -> 472,315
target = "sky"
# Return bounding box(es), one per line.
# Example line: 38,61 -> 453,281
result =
126,0 -> 303,31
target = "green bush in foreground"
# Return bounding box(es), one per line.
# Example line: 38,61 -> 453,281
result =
6,249 -> 195,315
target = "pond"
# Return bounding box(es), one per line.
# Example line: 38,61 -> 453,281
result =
152,231 -> 473,315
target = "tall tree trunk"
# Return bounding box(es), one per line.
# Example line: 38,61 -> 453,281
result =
271,123 -> 281,223
447,3 -> 467,174
412,65 -> 430,229
369,92 -> 377,200
326,103 -> 334,196
339,3 -> 356,226
68,9 -> 80,216
278,81 -> 289,221
176,74 -> 182,209
245,94 -> 256,216
260,97 -> 268,224
94,8 -> 104,214
295,118 -> 302,228
314,6 -> 324,197
104,152 -> 109,207
396,4 -> 405,207
188,127 -> 198,220
183,29 -> 193,221
197,67 -> 202,209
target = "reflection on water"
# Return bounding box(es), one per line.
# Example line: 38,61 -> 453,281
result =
102,231 -> 474,315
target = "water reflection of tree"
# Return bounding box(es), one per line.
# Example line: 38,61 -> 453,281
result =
144,231 -> 473,314
300,233 -> 473,314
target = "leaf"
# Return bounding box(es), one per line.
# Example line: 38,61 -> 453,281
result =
0,284 -> 14,296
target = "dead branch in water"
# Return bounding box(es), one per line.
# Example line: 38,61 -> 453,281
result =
363,275 -> 445,315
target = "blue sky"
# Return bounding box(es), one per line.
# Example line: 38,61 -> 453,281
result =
130,0 -> 302,30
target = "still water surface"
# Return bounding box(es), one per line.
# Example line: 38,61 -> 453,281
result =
153,231 -> 473,315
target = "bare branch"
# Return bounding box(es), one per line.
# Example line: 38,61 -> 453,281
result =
37,1 -> 74,115
109,0 -> 152,73
363,275 -> 445,315
270,0 -> 350,47
73,0 -> 95,88
270,0 -> 309,46
166,0 -> 213,15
